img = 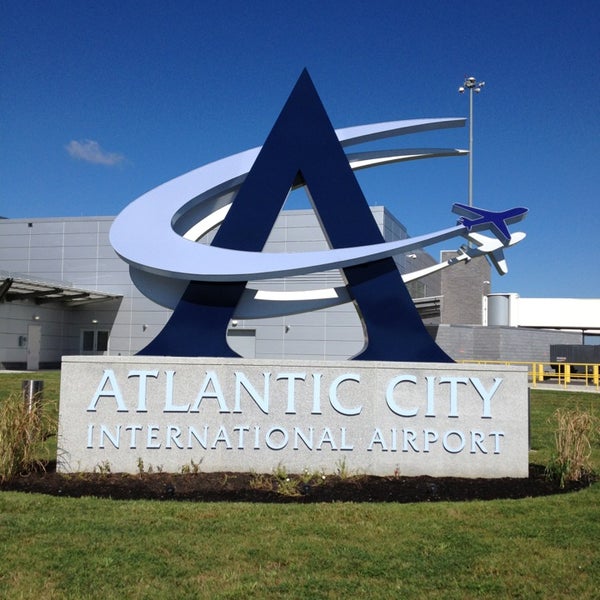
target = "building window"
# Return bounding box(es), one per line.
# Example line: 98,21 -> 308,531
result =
81,330 -> 109,354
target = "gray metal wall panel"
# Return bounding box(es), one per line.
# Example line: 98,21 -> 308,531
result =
63,221 -> 104,233
325,326 -> 364,342
286,226 -> 327,242
62,246 -> 99,259
264,227 -> 287,243
4,261 -> 33,273
59,258 -> 101,272
285,212 -> 319,228
28,246 -> 63,260
283,240 -> 329,252
0,247 -> 31,261
26,233 -> 61,246
261,241 -> 287,253
97,246 -> 119,259
0,235 -> 30,248
60,233 -> 100,246
27,222 -> 65,234
27,271 -> 65,282
325,339 -> 363,358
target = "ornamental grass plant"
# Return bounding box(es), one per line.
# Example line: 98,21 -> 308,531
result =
0,392 -> 53,482
546,405 -> 599,487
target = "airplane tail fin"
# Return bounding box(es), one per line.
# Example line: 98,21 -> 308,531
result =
457,216 -> 475,229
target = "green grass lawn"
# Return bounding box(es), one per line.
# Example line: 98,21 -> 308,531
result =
0,372 -> 598,599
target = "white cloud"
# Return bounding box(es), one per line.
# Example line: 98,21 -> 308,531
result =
65,139 -> 125,166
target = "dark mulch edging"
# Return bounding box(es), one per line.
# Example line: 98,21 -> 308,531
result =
0,463 -> 594,503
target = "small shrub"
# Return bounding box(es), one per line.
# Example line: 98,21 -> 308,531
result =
299,467 -> 326,486
250,466 -> 321,496
272,463 -> 288,481
335,457 -> 351,479
94,460 -> 112,475
249,472 -> 274,491
546,406 -> 599,487
272,464 -> 300,496
0,393 -> 52,482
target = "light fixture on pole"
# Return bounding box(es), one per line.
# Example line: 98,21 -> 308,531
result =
458,76 -> 485,207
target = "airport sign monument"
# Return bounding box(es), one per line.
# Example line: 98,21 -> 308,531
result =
58,71 -> 529,478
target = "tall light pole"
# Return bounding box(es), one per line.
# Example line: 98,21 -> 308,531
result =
458,76 -> 485,207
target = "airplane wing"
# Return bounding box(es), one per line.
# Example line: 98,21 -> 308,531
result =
488,248 -> 509,275
466,231 -> 526,275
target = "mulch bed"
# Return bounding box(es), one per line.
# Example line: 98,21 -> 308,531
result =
0,463 -> 593,503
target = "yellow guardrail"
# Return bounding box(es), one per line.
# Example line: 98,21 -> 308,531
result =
458,360 -> 600,390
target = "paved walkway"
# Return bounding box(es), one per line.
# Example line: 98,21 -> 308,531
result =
530,382 -> 600,394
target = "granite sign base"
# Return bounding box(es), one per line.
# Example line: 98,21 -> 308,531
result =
58,356 -> 529,478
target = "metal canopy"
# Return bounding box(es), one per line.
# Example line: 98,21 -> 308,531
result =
0,273 -> 121,306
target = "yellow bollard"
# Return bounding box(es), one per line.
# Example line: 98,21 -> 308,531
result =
593,364 -> 599,387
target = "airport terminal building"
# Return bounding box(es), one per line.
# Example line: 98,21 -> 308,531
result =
0,208 -> 588,370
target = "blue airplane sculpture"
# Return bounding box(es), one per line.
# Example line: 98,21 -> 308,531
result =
452,203 -> 528,244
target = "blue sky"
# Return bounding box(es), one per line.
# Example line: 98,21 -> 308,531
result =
2,1 -> 598,298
